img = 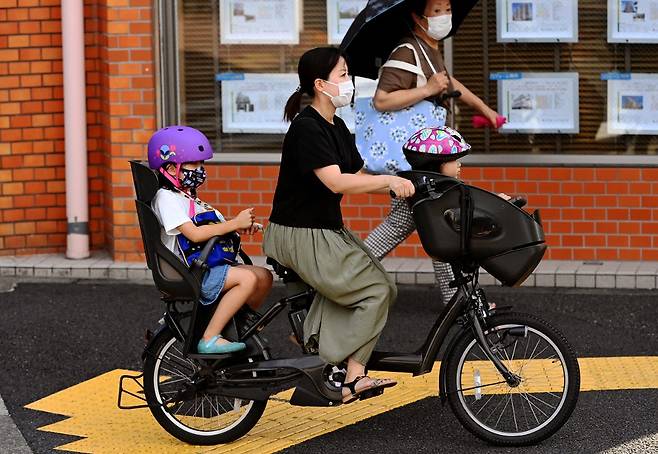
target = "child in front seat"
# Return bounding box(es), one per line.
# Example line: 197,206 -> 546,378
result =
147,126 -> 273,354
402,126 -> 511,200
401,126 -> 509,309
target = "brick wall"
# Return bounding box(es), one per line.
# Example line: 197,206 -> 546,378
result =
0,0 -> 78,254
97,0 -> 156,262
1,0 -> 657,263
202,164 -> 658,262
0,0 -> 155,260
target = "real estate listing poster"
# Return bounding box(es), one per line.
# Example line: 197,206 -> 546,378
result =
495,72 -> 580,134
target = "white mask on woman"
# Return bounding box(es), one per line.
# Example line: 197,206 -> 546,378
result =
422,13 -> 452,41
321,79 -> 354,108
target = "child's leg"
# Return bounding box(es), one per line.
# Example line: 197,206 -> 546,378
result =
202,267 -> 258,343
432,260 -> 456,304
364,198 -> 415,260
234,265 -> 273,309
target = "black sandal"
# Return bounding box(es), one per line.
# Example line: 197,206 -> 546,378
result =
341,375 -> 397,404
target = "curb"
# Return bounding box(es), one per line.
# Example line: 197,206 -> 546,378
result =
0,253 -> 657,290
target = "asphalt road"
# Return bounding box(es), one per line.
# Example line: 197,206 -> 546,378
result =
0,281 -> 657,453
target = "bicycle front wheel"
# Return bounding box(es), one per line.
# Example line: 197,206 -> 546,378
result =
445,312 -> 580,446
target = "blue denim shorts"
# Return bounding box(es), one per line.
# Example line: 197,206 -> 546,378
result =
200,264 -> 230,305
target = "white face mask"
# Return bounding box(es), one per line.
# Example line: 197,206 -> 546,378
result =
422,13 -> 452,41
321,79 -> 354,108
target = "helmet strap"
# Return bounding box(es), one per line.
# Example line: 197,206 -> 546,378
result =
159,164 -> 182,189
159,163 -> 197,197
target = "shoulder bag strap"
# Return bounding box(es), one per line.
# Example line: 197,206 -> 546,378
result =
379,43 -> 427,88
412,33 -> 457,95
188,198 -> 195,218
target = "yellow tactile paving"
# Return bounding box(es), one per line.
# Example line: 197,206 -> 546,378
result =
25,356 -> 658,453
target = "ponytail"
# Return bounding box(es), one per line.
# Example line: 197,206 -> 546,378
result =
284,89 -> 304,123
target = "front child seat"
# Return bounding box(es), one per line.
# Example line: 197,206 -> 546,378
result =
400,170 -> 546,286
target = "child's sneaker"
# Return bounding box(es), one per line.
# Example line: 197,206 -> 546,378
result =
197,335 -> 246,354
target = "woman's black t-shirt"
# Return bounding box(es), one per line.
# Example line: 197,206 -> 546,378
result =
269,105 -> 364,229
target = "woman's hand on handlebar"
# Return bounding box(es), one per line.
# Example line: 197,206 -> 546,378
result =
498,193 -> 511,201
389,176 -> 415,198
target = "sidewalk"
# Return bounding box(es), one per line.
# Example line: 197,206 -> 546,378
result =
0,393 -> 31,453
1,253 -> 657,289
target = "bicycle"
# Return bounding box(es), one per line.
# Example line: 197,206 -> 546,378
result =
118,161 -> 580,447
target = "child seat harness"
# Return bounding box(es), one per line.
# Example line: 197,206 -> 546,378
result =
170,188 -> 241,268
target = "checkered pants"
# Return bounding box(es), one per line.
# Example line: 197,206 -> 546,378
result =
364,198 -> 456,304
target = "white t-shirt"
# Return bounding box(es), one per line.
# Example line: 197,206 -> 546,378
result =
151,188 -> 220,257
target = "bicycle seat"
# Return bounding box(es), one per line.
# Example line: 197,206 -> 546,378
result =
266,257 -> 302,283
130,160 -> 204,301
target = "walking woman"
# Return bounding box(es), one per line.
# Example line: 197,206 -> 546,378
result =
363,0 -> 502,304
263,47 -> 415,404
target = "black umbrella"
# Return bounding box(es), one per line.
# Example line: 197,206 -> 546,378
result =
340,0 -> 480,80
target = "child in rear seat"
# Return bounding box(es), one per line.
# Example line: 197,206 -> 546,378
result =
147,126 -> 273,354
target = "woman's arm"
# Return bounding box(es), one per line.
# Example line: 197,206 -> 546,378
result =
354,168 -> 398,194
315,165 -> 414,197
373,87 -> 431,112
451,77 -> 499,122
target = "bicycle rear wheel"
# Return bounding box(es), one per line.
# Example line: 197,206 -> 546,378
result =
143,328 -> 267,445
445,312 -> 580,446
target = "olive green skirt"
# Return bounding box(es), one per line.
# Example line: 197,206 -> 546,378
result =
263,222 -> 397,365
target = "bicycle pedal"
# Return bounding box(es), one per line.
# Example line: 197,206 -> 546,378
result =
358,387 -> 385,401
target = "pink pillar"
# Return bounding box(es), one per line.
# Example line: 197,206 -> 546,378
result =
61,0 -> 90,259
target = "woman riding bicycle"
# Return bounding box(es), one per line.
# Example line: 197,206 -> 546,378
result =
263,47 -> 415,404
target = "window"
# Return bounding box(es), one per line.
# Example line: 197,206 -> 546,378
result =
164,0 -> 658,156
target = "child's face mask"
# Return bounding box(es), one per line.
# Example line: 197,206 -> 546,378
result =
180,165 -> 207,189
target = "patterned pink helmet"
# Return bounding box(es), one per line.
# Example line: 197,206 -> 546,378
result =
402,126 -> 471,170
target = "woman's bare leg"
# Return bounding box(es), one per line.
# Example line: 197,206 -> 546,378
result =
342,357 -> 397,402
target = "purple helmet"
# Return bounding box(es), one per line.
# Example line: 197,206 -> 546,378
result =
147,125 -> 214,170
403,126 -> 471,170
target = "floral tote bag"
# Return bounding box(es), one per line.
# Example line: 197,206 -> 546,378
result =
355,42 -> 447,175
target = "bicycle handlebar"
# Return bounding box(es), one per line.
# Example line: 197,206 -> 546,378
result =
509,196 -> 527,208
439,90 -> 462,103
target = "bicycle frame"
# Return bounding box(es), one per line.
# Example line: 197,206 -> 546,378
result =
367,266 -> 520,387
136,263 -> 521,408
